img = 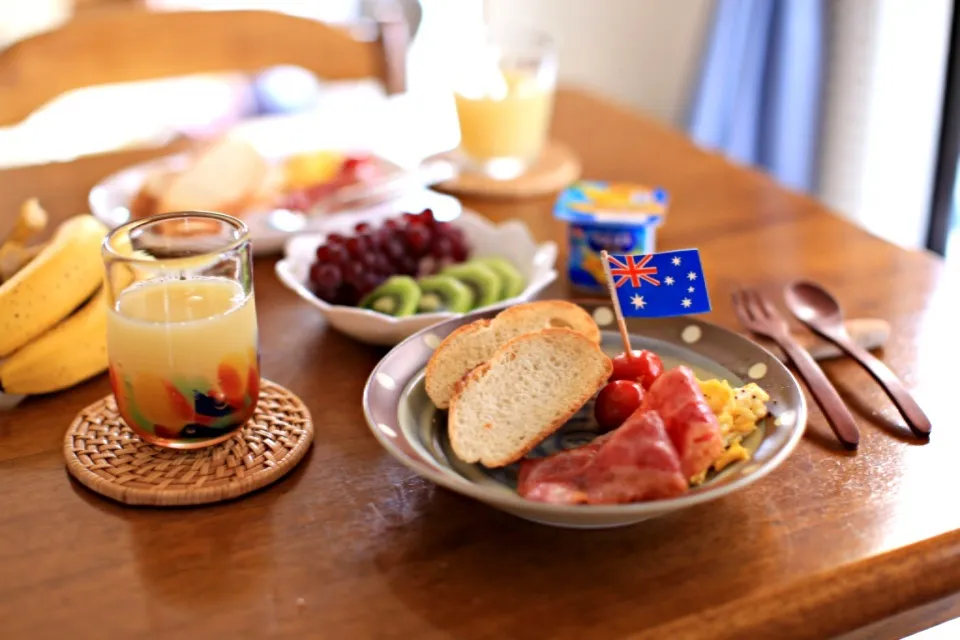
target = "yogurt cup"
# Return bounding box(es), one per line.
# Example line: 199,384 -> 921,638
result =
553,181 -> 668,294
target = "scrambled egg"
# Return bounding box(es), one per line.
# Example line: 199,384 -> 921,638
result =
689,379 -> 771,485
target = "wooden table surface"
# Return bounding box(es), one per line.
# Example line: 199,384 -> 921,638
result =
0,88 -> 957,640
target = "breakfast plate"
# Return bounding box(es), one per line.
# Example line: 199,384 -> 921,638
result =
275,209 -> 558,346
88,144 -> 454,256
363,301 -> 806,528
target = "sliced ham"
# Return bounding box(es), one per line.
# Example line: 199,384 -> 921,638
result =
516,412 -> 687,505
581,410 -> 688,504
642,366 -> 725,479
516,436 -> 609,504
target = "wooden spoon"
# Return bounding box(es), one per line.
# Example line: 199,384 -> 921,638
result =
784,281 -> 932,438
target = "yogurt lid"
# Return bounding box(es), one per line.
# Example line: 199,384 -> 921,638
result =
554,180 -> 668,226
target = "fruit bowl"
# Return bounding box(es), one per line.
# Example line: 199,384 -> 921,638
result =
275,209 -> 558,346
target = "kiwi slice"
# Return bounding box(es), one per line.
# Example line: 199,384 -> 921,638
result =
359,276 -> 420,317
416,275 -> 475,313
441,262 -> 502,309
475,257 -> 525,300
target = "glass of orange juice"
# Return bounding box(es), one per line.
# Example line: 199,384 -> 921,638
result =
102,211 -> 260,449
452,26 -> 557,180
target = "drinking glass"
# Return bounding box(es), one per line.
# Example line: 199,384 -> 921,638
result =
102,211 -> 260,449
452,25 -> 558,180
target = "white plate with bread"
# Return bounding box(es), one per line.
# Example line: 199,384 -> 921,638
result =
363,299 -> 806,528
88,136 -> 435,256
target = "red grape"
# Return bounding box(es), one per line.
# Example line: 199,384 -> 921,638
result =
323,243 -> 349,265
450,238 -> 469,262
342,261 -> 364,284
397,258 -> 418,276
354,222 -> 372,234
372,254 -> 394,275
430,236 -> 454,259
384,218 -> 403,231
404,225 -> 431,256
344,235 -> 368,259
326,232 -> 347,246
336,282 -> 361,306
403,211 -> 428,226
312,283 -> 338,302
384,238 -> 406,262
610,350 -> 664,389
355,272 -> 384,297
594,380 -> 645,432
420,208 -> 436,226
433,221 -> 453,237
315,244 -> 334,263
310,262 -> 342,289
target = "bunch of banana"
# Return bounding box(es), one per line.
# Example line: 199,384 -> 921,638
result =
0,200 -> 112,396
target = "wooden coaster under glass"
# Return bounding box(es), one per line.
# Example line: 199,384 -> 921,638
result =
63,379 -> 313,506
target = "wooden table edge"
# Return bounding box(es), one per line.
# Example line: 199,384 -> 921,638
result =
631,528 -> 960,639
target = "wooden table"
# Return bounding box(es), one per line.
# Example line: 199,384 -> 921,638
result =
0,88 -> 956,640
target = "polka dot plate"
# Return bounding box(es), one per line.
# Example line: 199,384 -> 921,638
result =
362,300 -> 806,529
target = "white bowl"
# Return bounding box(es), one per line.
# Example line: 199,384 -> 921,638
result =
275,209 -> 559,346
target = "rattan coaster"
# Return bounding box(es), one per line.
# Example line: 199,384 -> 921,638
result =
431,139 -> 581,199
63,379 -> 313,507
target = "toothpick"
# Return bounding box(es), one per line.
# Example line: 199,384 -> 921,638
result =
599,250 -> 634,358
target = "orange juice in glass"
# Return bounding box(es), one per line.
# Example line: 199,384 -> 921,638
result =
102,212 -> 259,449
453,27 -> 557,180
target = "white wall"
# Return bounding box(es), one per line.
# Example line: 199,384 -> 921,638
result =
485,0 -> 715,126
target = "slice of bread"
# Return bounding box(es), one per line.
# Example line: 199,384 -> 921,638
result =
425,300 -> 600,409
157,136 -> 270,216
448,328 -> 613,468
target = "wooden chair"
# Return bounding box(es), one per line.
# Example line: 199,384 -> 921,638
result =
0,6 -> 409,127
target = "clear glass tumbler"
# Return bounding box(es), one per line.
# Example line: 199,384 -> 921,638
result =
102,211 -> 260,449
452,25 -> 558,180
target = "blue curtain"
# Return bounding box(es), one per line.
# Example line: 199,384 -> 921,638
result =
687,0 -> 825,193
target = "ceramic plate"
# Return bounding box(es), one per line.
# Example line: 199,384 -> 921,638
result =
275,209 -> 558,346
88,151 -> 451,256
363,301 -> 807,529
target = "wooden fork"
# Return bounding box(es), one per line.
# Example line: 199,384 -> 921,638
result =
731,288 -> 861,449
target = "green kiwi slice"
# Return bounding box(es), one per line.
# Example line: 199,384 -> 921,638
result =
359,276 -> 420,317
474,257 -> 525,300
441,262 -> 502,309
416,275 -> 475,313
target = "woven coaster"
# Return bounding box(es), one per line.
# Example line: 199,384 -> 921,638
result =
63,379 -> 313,507
431,140 -> 582,199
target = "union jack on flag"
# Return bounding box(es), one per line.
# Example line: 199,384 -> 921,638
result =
604,249 -> 711,318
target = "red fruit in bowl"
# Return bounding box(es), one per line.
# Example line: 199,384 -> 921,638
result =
310,262 -> 342,289
420,208 -> 436,226
354,222 -> 372,234
430,236 -> 454,259
344,236 -> 368,259
404,225 -> 431,256
594,380 -> 645,432
326,232 -> 347,246
384,218 -> 403,232
610,350 -> 664,389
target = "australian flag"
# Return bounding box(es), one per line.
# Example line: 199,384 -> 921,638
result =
605,249 -> 711,317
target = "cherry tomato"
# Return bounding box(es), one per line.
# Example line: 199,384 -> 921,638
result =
610,350 -> 664,389
594,380 -> 645,432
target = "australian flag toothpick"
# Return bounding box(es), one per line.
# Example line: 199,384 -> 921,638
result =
601,249 -> 712,318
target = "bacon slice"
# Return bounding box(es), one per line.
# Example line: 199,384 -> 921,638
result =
642,366 -> 724,478
516,436 -> 609,504
516,412 -> 687,505
581,410 -> 688,504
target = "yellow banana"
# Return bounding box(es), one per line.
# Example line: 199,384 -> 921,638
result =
0,286 -> 109,395
0,214 -> 108,357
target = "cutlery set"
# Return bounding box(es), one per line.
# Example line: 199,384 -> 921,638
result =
732,282 -> 931,448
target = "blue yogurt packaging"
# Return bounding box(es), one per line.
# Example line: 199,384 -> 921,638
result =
554,181 -> 668,294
